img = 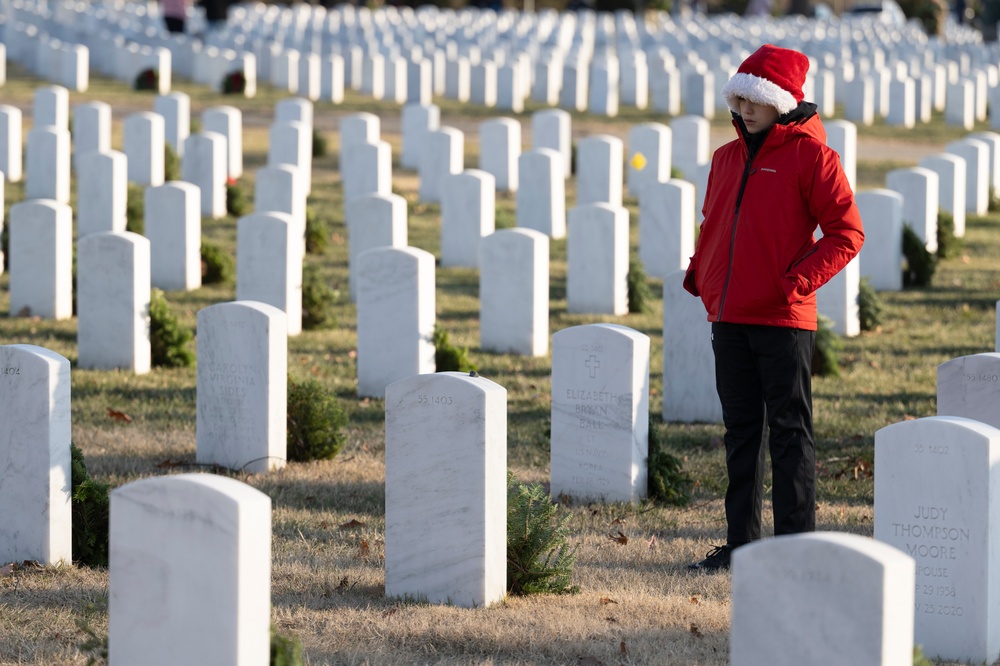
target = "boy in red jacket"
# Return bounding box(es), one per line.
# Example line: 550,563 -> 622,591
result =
683,44 -> 864,571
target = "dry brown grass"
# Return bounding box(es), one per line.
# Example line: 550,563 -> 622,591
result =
1,62 -> 995,665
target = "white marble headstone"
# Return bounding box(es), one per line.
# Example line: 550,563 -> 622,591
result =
937,353 -> 1000,430
72,101 -> 111,171
479,228 -> 549,357
123,112 -> 165,187
0,105 -> 23,183
638,180 -> 695,279
919,153 -> 966,238
567,203 -> 628,316
663,269 -> 723,423
196,301 -> 287,474
418,126 -> 463,204
731,532 -> 915,666
109,474 -> 271,665
886,166 -> 939,253
236,212 -> 303,336
154,92 -> 191,159
342,140 -> 391,204
550,323 -> 650,504
356,246 -> 435,398
0,344 -> 71,566
385,372 -> 507,608
267,120 -> 311,195
856,189 -> 904,291
77,150 -> 127,237
440,169 -> 495,269
530,109 -> 571,179
145,181 -> 202,292
345,192 -> 408,303
25,125 -> 70,204
182,132 -> 228,219
670,115 -> 709,181
576,134 -> 623,208
478,117 -> 520,193
944,138 -> 989,215
516,148 -> 565,239
8,200 -> 73,320
627,122 -> 671,199
77,232 -> 151,373
202,105 -> 243,179
400,103 -> 439,171
875,416 -> 1000,664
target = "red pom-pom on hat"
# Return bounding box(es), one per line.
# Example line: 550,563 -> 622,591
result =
721,44 -> 810,116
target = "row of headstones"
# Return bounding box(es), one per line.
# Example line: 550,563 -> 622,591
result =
9,335 -> 1000,662
1,7 -> 258,98
11,0 -> 1000,130
212,1 -> 1000,127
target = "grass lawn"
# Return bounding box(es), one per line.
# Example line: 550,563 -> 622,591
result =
1,63 -> 999,665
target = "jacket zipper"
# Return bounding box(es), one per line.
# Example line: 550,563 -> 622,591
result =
716,149 -> 757,322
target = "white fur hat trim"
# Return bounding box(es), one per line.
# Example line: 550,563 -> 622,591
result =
721,72 -> 798,115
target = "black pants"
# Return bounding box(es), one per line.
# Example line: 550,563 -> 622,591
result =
711,322 -> 816,545
164,16 -> 185,33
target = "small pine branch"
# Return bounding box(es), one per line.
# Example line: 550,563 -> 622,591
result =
811,315 -> 843,377
201,242 -> 235,285
647,417 -> 693,506
935,209 -> 962,260
627,258 -> 653,314
301,265 -> 338,330
287,376 -> 348,462
148,288 -> 195,368
125,183 -> 144,235
902,225 -> 936,287
433,324 -> 477,373
71,444 -> 111,568
506,471 -> 580,596
857,277 -> 884,332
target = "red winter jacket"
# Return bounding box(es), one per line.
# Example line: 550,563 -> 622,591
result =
683,112 -> 864,331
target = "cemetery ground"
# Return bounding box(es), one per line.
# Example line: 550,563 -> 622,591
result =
1,65 -> 999,665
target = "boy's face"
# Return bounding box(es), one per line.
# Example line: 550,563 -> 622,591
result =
737,98 -> 780,134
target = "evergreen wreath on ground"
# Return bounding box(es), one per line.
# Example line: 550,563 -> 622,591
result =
221,70 -> 247,95
133,68 -> 158,92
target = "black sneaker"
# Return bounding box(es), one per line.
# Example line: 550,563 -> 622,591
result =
687,544 -> 732,572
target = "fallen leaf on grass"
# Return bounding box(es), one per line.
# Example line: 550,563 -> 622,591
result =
319,521 -> 330,530
607,531 -> 628,546
0,563 -> 14,577
599,596 -> 618,605
339,519 -> 366,530
605,616 -> 618,623
381,608 -> 398,618
689,595 -> 701,605
610,517 -> 625,526
107,408 -> 132,423
156,458 -> 184,469
620,641 -> 628,657
356,539 -> 370,558
690,624 -> 703,638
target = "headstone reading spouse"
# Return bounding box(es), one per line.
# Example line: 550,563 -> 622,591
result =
875,416 -> 1000,664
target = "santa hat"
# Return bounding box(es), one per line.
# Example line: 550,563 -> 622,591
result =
721,44 -> 809,116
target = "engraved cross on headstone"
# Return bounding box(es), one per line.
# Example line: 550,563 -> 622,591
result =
585,354 -> 600,378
